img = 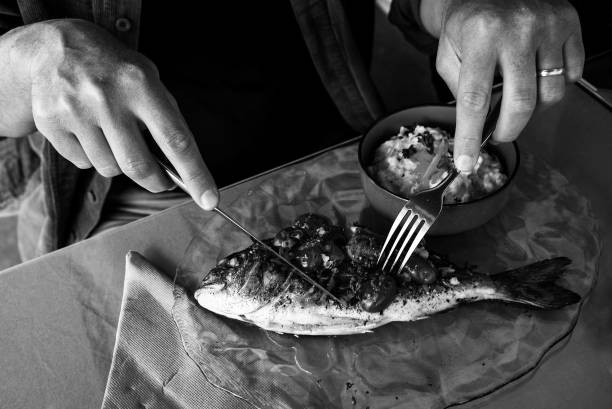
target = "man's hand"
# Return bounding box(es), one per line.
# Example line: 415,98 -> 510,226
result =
0,19 -> 218,209
421,0 -> 584,172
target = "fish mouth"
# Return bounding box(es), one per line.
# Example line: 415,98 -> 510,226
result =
198,281 -> 226,293
194,286 -> 267,316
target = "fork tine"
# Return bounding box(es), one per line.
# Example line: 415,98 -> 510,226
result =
377,204 -> 411,264
381,212 -> 417,272
388,216 -> 423,273
396,222 -> 430,274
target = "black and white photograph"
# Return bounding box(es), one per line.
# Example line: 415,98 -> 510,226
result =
0,0 -> 611,408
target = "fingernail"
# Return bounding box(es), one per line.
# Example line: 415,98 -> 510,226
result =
200,189 -> 218,210
456,154 -> 475,173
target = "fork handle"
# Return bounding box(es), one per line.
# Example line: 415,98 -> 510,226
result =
479,96 -> 502,148
437,167 -> 460,191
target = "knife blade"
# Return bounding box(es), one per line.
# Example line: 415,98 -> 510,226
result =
155,158 -> 345,306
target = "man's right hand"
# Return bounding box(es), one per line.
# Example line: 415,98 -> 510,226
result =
0,19 -> 218,210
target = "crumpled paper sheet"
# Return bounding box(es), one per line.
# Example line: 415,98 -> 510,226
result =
172,143 -> 600,409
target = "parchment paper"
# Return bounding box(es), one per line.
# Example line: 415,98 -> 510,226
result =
172,143 -> 599,409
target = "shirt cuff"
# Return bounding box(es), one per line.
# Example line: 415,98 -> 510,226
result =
388,0 -> 438,54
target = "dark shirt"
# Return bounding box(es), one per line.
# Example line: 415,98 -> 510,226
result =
0,0 -> 385,258
138,2 -> 360,187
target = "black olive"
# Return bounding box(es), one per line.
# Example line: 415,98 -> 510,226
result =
295,241 -> 323,270
288,227 -> 307,241
418,267 -> 438,284
359,275 -> 398,313
273,227 -> 302,249
321,242 -> 346,268
321,226 -> 347,245
403,256 -> 438,284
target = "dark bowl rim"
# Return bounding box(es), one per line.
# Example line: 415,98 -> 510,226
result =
358,104 -> 521,208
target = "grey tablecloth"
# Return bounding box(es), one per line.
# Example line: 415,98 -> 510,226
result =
1,84 -> 611,409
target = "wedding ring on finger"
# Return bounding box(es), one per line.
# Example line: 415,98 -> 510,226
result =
537,67 -> 565,77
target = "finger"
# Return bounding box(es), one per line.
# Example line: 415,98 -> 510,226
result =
563,31 -> 585,82
35,120 -> 92,168
494,49 -> 537,143
102,117 -> 173,192
435,35 -> 461,97
74,126 -> 121,177
42,128 -> 92,169
134,85 -> 218,210
537,44 -> 566,105
454,48 -> 496,173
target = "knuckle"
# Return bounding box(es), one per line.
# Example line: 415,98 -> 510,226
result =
540,88 -> 565,105
81,77 -> 110,107
543,8 -> 561,30
96,164 -> 121,178
164,128 -> 192,154
509,89 -> 537,113
469,11 -> 504,35
140,57 -> 160,79
559,4 -> 580,25
120,158 -> 157,180
510,7 -> 538,28
459,89 -> 489,112
181,169 -> 208,187
165,90 -> 180,110
118,61 -> 152,85
32,102 -> 57,123
493,131 -> 517,143
57,93 -> 81,117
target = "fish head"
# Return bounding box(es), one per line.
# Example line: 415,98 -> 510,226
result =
194,248 -> 291,316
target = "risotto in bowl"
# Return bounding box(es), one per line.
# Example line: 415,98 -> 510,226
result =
359,105 -> 519,235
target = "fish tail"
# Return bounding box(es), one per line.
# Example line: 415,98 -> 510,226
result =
491,257 -> 581,309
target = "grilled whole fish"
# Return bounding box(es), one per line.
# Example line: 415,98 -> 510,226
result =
195,214 -> 580,335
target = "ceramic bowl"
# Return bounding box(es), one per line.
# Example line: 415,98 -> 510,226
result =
358,105 -> 519,236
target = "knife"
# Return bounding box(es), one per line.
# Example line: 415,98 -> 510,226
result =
153,157 -> 344,306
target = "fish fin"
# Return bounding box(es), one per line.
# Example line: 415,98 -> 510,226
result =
495,257 -> 572,284
492,257 -> 580,309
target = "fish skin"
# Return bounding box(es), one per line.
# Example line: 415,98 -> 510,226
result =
194,214 -> 580,335
196,260 -> 496,335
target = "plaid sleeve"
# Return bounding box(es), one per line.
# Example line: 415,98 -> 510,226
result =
0,2 -> 38,215
0,136 -> 40,216
388,0 -> 438,54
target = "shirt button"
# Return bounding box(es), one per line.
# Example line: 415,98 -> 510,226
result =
88,190 -> 97,203
115,17 -> 132,32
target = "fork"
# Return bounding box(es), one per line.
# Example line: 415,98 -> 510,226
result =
377,96 -> 502,274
